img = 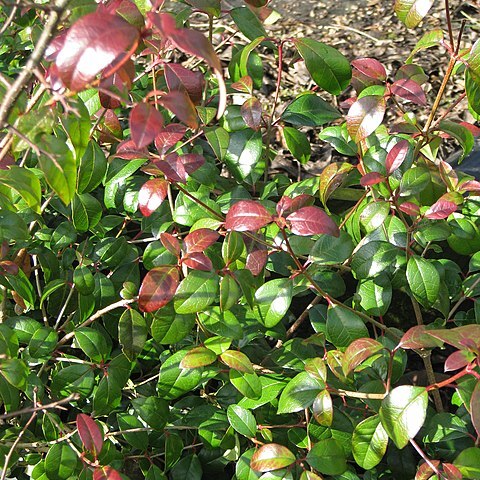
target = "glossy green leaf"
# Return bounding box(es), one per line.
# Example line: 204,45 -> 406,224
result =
174,270 -> 219,314
74,327 -> 110,362
77,141 -> 107,193
227,404 -> 257,437
73,265 -> 95,295
312,390 -> 333,426
352,415 -> 389,469
230,7 -> 267,41
132,396 -> 169,430
326,304 -> 369,349
254,278 -> 293,328
406,255 -> 440,308
277,371 -> 324,414
351,241 -> 398,279
293,38 -> 351,94
117,413 -> 149,450
318,124 -> 357,156
306,438 -> 347,475
394,0 -> 434,28
454,447 -> 480,479
0,166 -> 41,212
44,444 -> 78,480
171,454 -> 203,480
379,385 -> 428,448
438,120 -> 475,160
180,346 -> 217,368
0,358 -> 29,390
229,369 -> 262,399
356,274 -> 392,316
282,127 -> 311,164
71,193 -> 102,232
220,349 -> 254,373
118,308 -> 148,360
282,93 -> 341,127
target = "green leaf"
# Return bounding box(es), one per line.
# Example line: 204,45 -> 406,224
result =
230,7 -> 267,41
399,165 -> 430,196
465,70 -> 480,116
379,385 -> 428,448
351,241 -> 398,279
118,308 -> 148,360
326,304 -> 368,349
132,396 -> 169,430
454,447 -> 480,479
28,326 -> 57,359
356,274 -> 392,316
406,255 -> 440,308
71,193 -> 102,232
229,369 -> 262,399
61,98 -> 90,162
77,141 -> 107,193
0,210 -> 29,243
174,270 -> 219,314
310,231 -> 355,265
51,364 -> 95,399
171,454 -> 203,480
312,390 -> 333,426
180,346 -> 217,368
360,201 -> 391,232
0,324 -> 18,357
236,448 -> 262,480
205,127 -> 229,161
38,279 -> 66,309
250,444 -> 296,472
0,358 -> 28,390
37,134 -> 76,205
394,0 -> 434,28
293,38 -> 351,94
254,278 -> 293,328
44,444 -> 78,480
282,93 -> 341,127
352,415 -> 388,470
151,308 -> 196,344
306,438 -> 347,476
407,29 -> 443,62
74,327 -> 110,362
227,404 -> 257,437
93,375 -> 122,415
0,166 -> 41,212
220,349 -> 254,373
198,307 -> 243,339
225,129 -> 264,185
318,124 -> 357,156
438,120 -> 475,160
282,127 -> 311,164
117,413 -> 149,450
73,265 -> 95,295
277,371 -> 324,414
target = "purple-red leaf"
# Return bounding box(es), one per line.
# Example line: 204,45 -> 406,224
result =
225,200 -> 273,232
444,349 -> 474,372
246,248 -> 268,276
471,381 -> 480,438
77,413 -> 103,457
154,124 -> 186,155
138,266 -> 179,312
425,199 -> 457,220
346,95 -> 386,143
184,228 -> 219,253
232,76 -> 253,94
138,178 -> 168,217
360,172 -> 385,186
385,139 -> 410,175
241,97 -> 262,130
113,139 -> 148,160
427,325 -> 480,351
93,467 -> 122,480
182,252 -> 213,271
130,103 -> 164,148
351,58 -> 386,81
286,206 -> 339,237
276,194 -> 312,217
180,153 -> 205,175
0,261 -> 19,276
55,13 -> 139,91
158,90 -> 199,129
459,180 -> 480,192
343,338 -> 384,375
390,78 -> 426,105
165,63 -> 205,104
398,325 -> 444,350
160,232 -> 181,257
399,202 -> 420,216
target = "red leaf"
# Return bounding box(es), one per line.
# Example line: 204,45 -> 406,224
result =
460,121 -> 480,137
346,95 -> 386,143
351,58 -> 386,81
425,199 -> 457,220
385,139 -> 409,175
153,153 -> 185,183
0,261 -> 19,276
180,153 -> 205,175
55,13 -> 139,91
160,232 -> 181,257
444,349 -> 474,372
102,109 -> 122,140
442,464 -> 462,480
99,61 -> 134,108
138,266 -> 179,312
276,194 -> 312,217
76,414 -> 103,456
246,248 -> 268,276
225,200 -> 273,232
154,123 -> 186,155
415,460 -> 441,480
113,139 -> 149,160
399,202 -> 420,216
460,180 -> 480,192
182,252 -> 213,271
360,172 -> 384,186
286,206 -> 339,237
471,381 -> 480,438
93,466 -> 122,480
45,31 -> 67,61
241,97 -> 262,130
149,13 -> 221,71
130,103 -> 164,148
343,338 -> 384,375
232,76 -> 253,93
390,79 -> 426,105
184,228 -> 219,253
138,178 -> 168,217
398,325 -> 444,350
165,63 -> 205,104
158,90 -> 199,129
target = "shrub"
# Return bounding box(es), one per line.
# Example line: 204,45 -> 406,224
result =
0,0 -> 480,479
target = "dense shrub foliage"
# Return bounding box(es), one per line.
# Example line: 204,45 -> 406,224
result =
0,0 -> 480,479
